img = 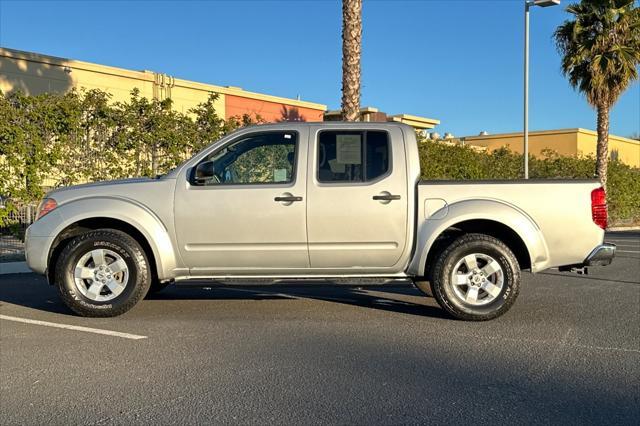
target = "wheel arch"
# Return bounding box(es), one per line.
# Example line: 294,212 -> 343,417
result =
423,219 -> 531,277
48,217 -> 160,285
44,198 -> 177,284
409,199 -> 550,277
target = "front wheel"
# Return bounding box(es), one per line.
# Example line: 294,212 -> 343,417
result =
55,229 -> 151,317
430,233 -> 520,321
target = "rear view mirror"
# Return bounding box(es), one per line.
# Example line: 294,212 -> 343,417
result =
194,160 -> 215,185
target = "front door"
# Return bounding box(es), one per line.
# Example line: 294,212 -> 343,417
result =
306,126 -> 409,271
174,129 -> 309,274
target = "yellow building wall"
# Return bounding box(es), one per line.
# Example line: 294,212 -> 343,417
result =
1,48 -> 326,119
465,129 -> 639,167
576,130 -> 640,168
465,130 -> 579,156
0,48 -> 226,117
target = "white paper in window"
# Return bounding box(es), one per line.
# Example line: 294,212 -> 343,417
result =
273,168 -> 288,182
336,134 -> 362,164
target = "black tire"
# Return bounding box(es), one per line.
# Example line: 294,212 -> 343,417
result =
55,229 -> 151,317
430,233 -> 520,321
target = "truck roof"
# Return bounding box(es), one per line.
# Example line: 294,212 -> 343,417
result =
235,121 -> 415,132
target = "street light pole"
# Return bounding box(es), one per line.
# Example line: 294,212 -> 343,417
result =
524,1 -> 530,179
523,0 -> 560,180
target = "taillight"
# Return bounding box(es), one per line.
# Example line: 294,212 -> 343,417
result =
591,187 -> 607,229
36,198 -> 57,220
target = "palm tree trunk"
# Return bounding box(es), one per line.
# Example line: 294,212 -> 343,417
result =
341,0 -> 362,122
595,104 -> 609,190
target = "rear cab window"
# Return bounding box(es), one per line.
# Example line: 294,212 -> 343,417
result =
317,130 -> 390,183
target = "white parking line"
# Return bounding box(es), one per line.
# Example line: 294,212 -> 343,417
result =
0,314 -> 147,340
617,250 -> 640,253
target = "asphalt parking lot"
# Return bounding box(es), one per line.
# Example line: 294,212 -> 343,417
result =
1,232 -> 638,425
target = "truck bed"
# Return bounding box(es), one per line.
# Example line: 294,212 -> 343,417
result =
416,179 -> 605,271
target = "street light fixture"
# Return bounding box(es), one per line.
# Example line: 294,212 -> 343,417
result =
523,0 -> 560,179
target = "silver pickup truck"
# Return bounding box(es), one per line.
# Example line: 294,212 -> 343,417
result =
25,122 -> 615,320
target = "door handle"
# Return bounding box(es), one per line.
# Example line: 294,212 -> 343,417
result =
373,194 -> 401,201
274,196 -> 303,202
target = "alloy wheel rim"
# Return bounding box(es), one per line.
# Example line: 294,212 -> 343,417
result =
73,249 -> 129,302
450,253 -> 504,306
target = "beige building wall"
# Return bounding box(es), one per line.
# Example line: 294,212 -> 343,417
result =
1,49 -> 154,101
576,129 -> 639,168
0,47 -> 326,120
464,129 -> 639,167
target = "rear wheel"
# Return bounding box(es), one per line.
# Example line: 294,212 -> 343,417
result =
430,233 -> 520,321
55,229 -> 151,317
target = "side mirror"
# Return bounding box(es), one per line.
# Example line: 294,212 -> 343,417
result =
194,160 -> 215,185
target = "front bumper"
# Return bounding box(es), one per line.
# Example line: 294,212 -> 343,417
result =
584,243 -> 616,266
24,226 -> 55,276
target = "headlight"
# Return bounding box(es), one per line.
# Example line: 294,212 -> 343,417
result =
36,198 -> 57,220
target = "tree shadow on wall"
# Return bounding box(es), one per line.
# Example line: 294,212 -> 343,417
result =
278,105 -> 306,122
0,48 -> 73,96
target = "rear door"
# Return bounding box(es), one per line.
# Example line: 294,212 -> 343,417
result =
305,126 -> 409,271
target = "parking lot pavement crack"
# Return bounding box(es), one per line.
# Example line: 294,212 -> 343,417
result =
546,328 -> 573,372
91,394 -> 191,425
440,330 -> 639,355
89,387 -> 223,424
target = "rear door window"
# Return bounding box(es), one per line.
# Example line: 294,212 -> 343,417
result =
317,130 -> 390,183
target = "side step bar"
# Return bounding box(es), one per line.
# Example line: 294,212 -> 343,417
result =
173,277 -> 412,286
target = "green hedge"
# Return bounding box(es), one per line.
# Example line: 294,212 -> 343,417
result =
1,89 -> 637,226
0,89 -> 261,226
418,139 -> 640,226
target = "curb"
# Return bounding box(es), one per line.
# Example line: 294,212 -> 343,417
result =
607,226 -> 640,231
0,262 -> 32,275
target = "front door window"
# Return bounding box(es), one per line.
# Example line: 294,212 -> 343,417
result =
202,132 -> 297,185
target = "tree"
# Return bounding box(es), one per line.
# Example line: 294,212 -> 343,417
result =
109,89 -> 195,177
341,0 -> 362,121
57,89 -> 114,184
189,93 -> 227,153
554,0 -> 640,189
0,91 -> 65,203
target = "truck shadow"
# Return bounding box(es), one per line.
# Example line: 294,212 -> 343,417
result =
0,274 -> 450,319
0,274 -> 71,315
148,284 -> 451,319
538,271 -> 640,285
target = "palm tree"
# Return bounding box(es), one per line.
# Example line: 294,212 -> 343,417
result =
341,0 -> 362,121
554,0 -> 640,189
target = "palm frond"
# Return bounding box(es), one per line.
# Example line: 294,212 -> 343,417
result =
553,0 -> 640,107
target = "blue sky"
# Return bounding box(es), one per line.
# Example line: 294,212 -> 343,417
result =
0,0 -> 638,137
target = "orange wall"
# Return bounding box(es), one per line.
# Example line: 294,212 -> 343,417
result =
225,94 -> 324,122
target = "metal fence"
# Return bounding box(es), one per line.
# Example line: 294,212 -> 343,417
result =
0,204 -> 37,262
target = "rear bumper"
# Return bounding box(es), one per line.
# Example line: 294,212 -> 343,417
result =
584,243 -> 616,266
558,243 -> 616,272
